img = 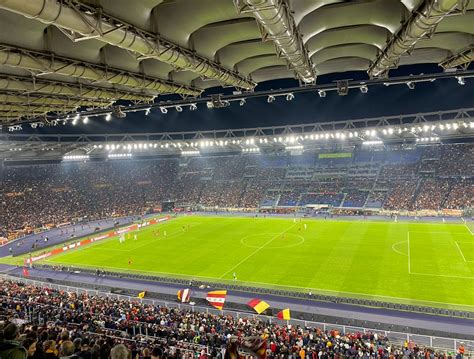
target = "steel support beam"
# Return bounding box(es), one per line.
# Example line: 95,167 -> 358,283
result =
235,0 -> 315,83
439,46 -> 474,70
0,45 -> 202,97
0,75 -> 155,102
368,0 -> 468,77
0,93 -> 112,108
0,104 -> 78,113
0,0 -> 256,90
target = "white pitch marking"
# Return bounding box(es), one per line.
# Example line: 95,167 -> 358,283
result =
410,271 -> 474,280
455,241 -> 467,263
464,222 -> 474,236
407,232 -> 411,274
391,241 -> 408,256
219,223 -> 297,279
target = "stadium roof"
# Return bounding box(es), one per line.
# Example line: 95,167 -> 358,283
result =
0,0 -> 473,125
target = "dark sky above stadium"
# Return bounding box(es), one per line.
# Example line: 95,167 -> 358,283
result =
23,65 -> 474,135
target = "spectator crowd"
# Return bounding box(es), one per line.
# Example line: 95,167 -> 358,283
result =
1,144 -> 472,238
0,279 -> 467,358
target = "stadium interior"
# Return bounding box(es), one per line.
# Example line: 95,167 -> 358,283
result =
0,0 -> 474,358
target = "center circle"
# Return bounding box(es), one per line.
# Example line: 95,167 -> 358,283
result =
241,232 -> 305,249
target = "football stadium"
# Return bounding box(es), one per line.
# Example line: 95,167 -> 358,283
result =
0,1 -> 473,358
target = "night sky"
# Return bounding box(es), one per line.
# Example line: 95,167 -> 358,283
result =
17,64 -> 474,135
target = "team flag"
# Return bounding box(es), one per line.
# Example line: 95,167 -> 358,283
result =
240,336 -> 267,359
177,288 -> 191,303
247,299 -> 270,314
22,267 -> 29,277
276,308 -> 291,320
206,290 -> 227,310
137,291 -> 146,299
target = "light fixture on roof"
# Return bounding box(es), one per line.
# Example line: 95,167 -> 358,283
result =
160,107 -> 168,114
407,82 -> 415,90
189,103 -> 197,111
360,85 -> 368,93
145,108 -> 151,115
286,93 -> 294,101
112,106 -> 126,118
105,113 -> 112,122
175,105 -> 183,112
83,116 -> 89,124
456,76 -> 465,85
318,90 -> 326,98
239,99 -> 246,106
267,95 -> 275,103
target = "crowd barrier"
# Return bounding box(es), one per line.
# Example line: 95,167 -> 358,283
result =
2,275 -> 472,356
30,262 -> 474,321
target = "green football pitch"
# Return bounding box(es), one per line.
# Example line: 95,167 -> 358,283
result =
41,215 -> 474,311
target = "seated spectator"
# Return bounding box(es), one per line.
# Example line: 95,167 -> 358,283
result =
0,323 -> 27,359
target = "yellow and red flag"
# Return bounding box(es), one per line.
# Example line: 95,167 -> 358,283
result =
206,290 -> 227,310
177,288 -> 191,303
247,299 -> 270,314
276,308 -> 291,320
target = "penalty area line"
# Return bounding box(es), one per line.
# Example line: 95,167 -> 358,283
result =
454,241 -> 467,263
219,223 -> 297,279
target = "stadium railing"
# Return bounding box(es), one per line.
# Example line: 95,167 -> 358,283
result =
30,263 -> 474,320
3,274 -> 472,356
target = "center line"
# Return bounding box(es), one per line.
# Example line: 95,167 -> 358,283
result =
219,223 -> 297,279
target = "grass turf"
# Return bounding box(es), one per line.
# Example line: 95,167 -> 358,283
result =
39,215 -> 473,311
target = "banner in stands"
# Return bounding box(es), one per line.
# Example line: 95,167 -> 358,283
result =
25,216 -> 171,265
318,152 -> 352,159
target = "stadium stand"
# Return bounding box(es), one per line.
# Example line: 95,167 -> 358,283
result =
0,279 -> 468,358
1,143 -> 472,239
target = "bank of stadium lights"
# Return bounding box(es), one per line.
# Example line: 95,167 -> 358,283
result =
7,125 -> 22,132
181,150 -> 200,156
286,93 -> 294,101
63,155 -> 89,161
285,145 -> 304,151
71,114 -> 80,126
105,113 -> 112,122
160,106 -> 168,114
456,76 -> 465,85
362,140 -> 384,146
108,153 -> 132,159
242,147 -> 260,153
267,95 -> 275,103
382,128 -> 394,135
317,90 -> 326,98
189,103 -> 197,111
416,137 -> 440,143
360,85 -> 368,93
365,129 -> 377,137
239,99 -> 246,106
83,116 -> 89,124
407,81 -> 415,90
175,105 -> 183,112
